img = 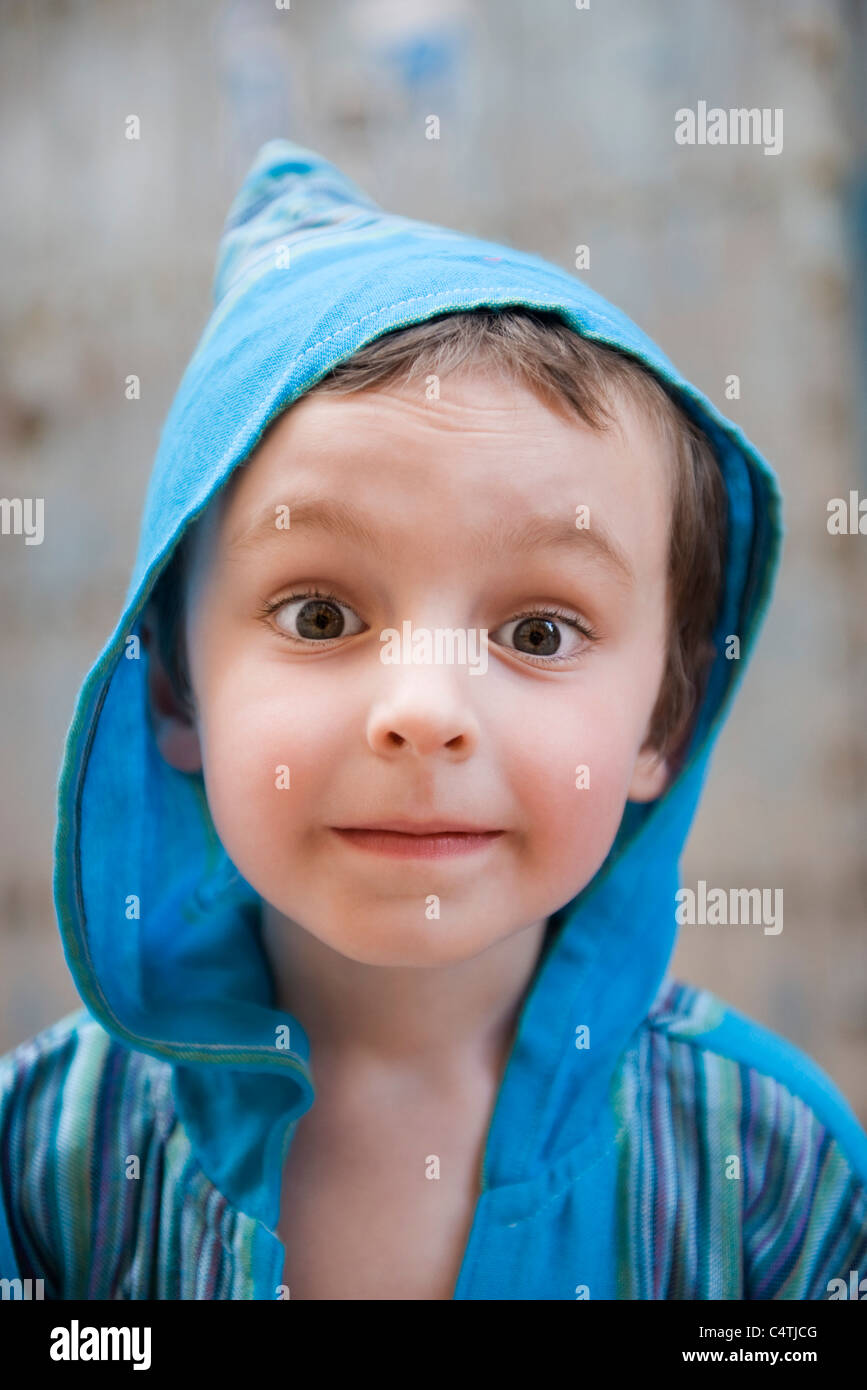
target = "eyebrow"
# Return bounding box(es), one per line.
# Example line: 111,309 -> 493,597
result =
226,492 -> 635,586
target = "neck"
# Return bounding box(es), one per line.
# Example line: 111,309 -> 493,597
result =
260,902 -> 550,1087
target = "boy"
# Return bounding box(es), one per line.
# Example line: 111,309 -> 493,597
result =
1,139 -> 865,1300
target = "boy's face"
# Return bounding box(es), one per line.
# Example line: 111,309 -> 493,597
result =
146,368 -> 672,967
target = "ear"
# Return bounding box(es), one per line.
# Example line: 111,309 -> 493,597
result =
139,606 -> 203,774
626,738 -> 671,804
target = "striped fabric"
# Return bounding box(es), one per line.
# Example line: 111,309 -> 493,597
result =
2,977 -> 865,1300
614,980 -> 867,1299
0,1012 -> 260,1299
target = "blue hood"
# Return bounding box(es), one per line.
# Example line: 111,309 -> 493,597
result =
53,139 -> 782,1235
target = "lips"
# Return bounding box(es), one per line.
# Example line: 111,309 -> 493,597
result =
333,819 -> 500,835
330,821 -> 504,859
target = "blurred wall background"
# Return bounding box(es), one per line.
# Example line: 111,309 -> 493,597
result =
1,0 -> 866,1114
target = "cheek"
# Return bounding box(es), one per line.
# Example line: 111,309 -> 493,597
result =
501,683 -> 643,880
194,663 -> 347,855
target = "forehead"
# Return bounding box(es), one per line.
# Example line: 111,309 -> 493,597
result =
193,368 -> 672,584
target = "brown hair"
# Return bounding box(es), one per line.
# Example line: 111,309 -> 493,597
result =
146,307 -> 727,776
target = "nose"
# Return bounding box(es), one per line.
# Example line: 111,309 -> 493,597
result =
366,666 -> 481,759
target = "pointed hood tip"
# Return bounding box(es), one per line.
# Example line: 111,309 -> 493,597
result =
213,136 -> 384,309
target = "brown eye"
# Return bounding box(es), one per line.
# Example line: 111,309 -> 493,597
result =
272,593 -> 365,643
511,616 -> 560,656
296,599 -> 345,639
490,609 -> 594,664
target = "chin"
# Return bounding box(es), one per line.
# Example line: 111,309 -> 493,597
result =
312,914 -> 497,969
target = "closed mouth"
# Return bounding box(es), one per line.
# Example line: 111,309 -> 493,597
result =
333,820 -> 501,835
329,824 -> 504,858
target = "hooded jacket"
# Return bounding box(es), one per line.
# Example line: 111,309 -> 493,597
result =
1,138 -> 866,1301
